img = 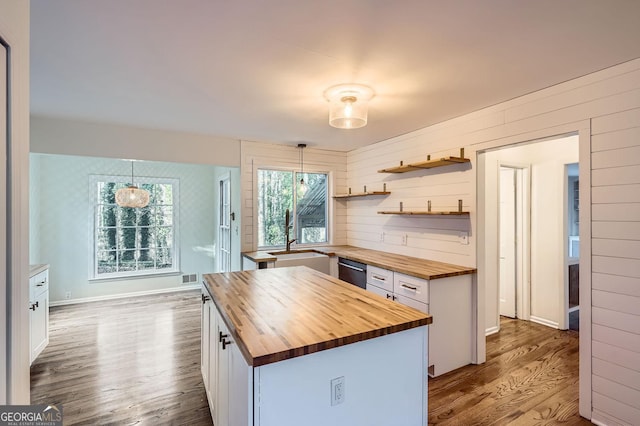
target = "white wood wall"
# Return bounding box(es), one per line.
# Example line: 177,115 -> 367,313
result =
590,107 -> 640,425
240,140 -> 347,252
346,58 -> 640,423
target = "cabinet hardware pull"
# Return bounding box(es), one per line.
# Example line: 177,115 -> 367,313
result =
202,294 -> 210,304
35,301 -> 39,308
37,281 -> 46,286
372,275 -> 386,281
386,294 -> 392,299
222,338 -> 233,350
338,262 -> 364,272
401,284 -> 418,291
29,304 -> 36,311
393,295 -> 397,301
219,331 -> 229,343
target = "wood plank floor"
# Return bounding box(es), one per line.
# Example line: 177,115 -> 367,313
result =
32,291 -> 588,425
30,290 -> 213,425
429,317 -> 590,425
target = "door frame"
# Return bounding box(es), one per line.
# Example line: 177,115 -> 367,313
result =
218,173 -> 231,273
498,162 -> 531,322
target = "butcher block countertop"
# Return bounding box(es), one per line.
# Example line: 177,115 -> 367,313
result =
203,266 -> 431,367
242,245 -> 476,280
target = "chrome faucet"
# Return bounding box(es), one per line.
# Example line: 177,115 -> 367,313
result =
285,209 -> 296,251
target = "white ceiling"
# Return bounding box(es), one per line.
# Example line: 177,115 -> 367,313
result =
30,0 -> 640,152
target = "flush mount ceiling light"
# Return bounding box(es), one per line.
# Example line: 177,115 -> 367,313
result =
115,161 -> 150,208
323,84 -> 374,129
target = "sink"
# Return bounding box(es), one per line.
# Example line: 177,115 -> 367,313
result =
268,250 -> 330,274
269,251 -> 326,260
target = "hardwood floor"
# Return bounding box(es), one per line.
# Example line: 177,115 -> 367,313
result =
32,292 -> 588,425
30,290 -> 212,425
429,317 -> 590,425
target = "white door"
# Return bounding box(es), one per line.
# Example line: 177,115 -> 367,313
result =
499,167 -> 517,318
0,41 -> 7,403
218,175 -> 231,272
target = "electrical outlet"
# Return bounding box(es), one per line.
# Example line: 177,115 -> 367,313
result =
401,234 -> 408,246
65,291 -> 71,300
459,232 -> 469,245
331,376 -> 345,406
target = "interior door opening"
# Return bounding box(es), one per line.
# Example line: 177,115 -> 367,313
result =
498,164 -> 529,321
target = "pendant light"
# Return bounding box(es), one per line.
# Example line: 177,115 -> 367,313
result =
115,161 -> 150,208
298,143 -> 308,195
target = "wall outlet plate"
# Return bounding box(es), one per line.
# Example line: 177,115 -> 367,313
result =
459,232 -> 469,245
331,376 -> 345,406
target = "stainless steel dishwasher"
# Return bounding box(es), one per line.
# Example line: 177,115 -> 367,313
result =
338,257 -> 367,289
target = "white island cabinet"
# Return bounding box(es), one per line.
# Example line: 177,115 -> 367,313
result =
202,266 -> 431,426
29,264 -> 50,364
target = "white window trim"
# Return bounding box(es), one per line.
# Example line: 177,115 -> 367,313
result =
255,166 -> 330,250
89,174 -> 180,280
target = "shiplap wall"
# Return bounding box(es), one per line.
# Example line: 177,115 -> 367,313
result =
347,58 -> 640,423
240,140 -> 347,252
590,108 -> 640,425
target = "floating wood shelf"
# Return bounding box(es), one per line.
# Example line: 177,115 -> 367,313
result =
378,148 -> 470,174
377,211 -> 469,216
333,191 -> 391,199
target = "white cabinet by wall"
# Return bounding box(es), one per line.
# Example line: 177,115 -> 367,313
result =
366,265 -> 472,377
202,287 -> 252,426
29,267 -> 49,364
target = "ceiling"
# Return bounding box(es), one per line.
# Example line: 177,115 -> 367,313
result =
30,0 -> 640,152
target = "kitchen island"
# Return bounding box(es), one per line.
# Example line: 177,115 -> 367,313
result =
202,266 -> 431,426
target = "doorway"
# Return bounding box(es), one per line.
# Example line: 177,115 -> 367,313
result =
480,134 -> 579,333
498,165 -> 529,320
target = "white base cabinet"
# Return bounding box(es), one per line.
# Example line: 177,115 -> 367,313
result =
29,268 -> 49,364
202,289 -> 252,426
366,265 -> 473,377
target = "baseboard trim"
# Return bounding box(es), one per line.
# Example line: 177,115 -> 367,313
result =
485,325 -> 500,336
529,315 -> 560,329
50,284 -> 201,306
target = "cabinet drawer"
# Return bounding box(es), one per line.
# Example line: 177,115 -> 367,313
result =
394,273 -> 429,304
31,270 -> 49,298
366,265 -> 393,292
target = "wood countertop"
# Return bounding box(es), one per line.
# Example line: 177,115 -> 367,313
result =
242,245 -> 476,280
203,266 -> 431,367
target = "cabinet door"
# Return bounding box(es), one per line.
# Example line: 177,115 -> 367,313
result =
201,291 -> 210,390
208,300 -> 219,421
217,317 -> 230,426
366,283 -> 393,300
228,341 -> 251,426
30,290 -> 48,363
395,294 -> 428,314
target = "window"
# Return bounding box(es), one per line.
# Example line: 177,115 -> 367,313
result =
257,169 -> 328,248
90,175 -> 179,279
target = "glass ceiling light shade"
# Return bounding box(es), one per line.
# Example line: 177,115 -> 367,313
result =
323,84 -> 374,129
116,161 -> 150,208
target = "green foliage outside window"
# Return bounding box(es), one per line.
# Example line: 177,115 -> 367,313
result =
94,178 -> 176,277
258,169 -> 327,248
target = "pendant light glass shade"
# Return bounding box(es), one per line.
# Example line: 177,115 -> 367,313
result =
116,161 -> 150,208
298,143 -> 308,195
324,84 -> 374,129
